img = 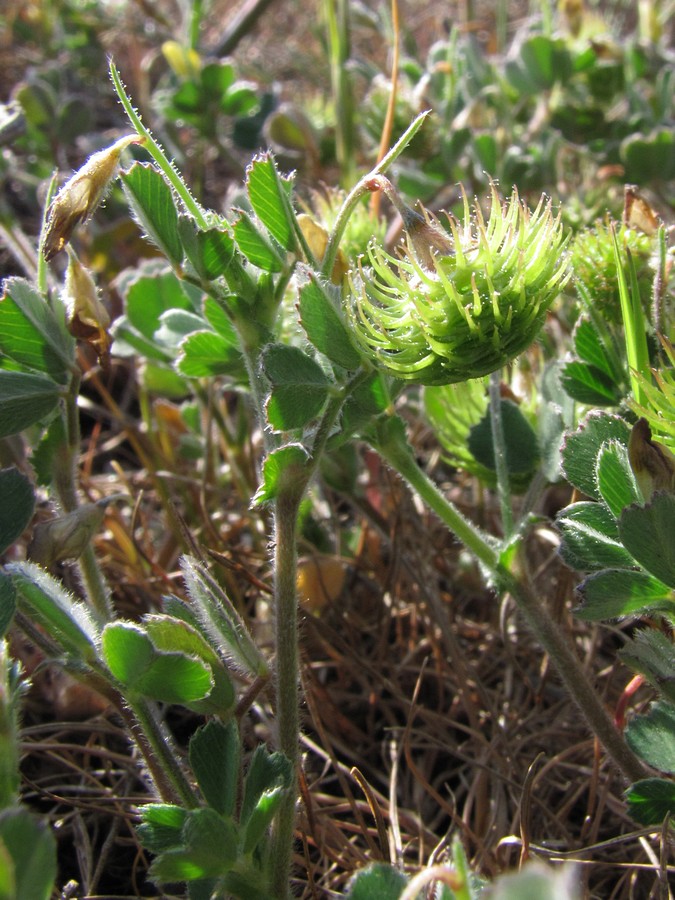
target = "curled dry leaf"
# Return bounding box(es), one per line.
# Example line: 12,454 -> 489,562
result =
63,250 -> 112,368
628,417 -> 675,501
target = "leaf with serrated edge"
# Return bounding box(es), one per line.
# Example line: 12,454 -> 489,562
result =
595,440 -> 641,517
266,384 -> 328,431
0,278 -> 74,380
246,155 -> 295,250
189,720 -> 240,816
626,701 -> 675,774
620,492 -> 675,588
561,412 -> 631,500
233,212 -> 284,272
121,163 -> 183,266
557,501 -> 635,572
0,371 -> 62,439
252,444 -> 309,505
625,778 -> 675,825
576,568 -> 672,621
298,274 -> 362,369
0,468 -> 34,556
180,556 -> 268,677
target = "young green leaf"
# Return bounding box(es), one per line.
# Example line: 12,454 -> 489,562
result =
557,501 -> 635,572
620,630 -> 675,704
621,128 -> 675,184
345,863 -> 408,900
30,416 -> 67,487
240,745 -> 292,834
120,163 -> 184,267
144,615 -> 235,717
619,492 -> 675,588
506,35 -> 572,93
536,361 -> 575,483
178,218 -> 233,279
245,154 -> 295,251
148,808 -> 238,882
0,371 -> 62,439
180,556 -> 268,678
251,443 -> 309,505
241,784 -> 286,856
137,804 -> 188,854
468,399 -> 540,484
0,808 -> 57,900
561,412 -> 631,500
177,330 -> 243,378
576,568 -> 673,620
338,373 -> 391,441
298,274 -> 362,370
140,362 -> 189,399
8,561 -> 100,658
595,440 -> 641,517
123,266 -> 196,341
0,468 -> 34,556
156,309 -> 209,349
233,212 -> 284,273
202,297 -> 237,339
189,720 -> 240,817
560,359 -> 623,406
263,344 -> 330,431
573,317 -> 623,382
625,777 -> 675,826
625,701 -> 675,774
101,621 -> 213,704
0,278 -> 74,381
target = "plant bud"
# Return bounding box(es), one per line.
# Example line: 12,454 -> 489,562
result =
28,503 -> 107,567
628,417 -> 675,501
297,213 -> 348,284
42,134 -> 141,262
63,250 -> 112,368
347,184 -> 570,385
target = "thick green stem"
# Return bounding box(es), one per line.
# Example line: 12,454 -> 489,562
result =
15,608 -> 197,806
322,110 -> 430,279
371,416 -> 646,783
502,571 -> 645,783
373,416 -> 498,572
52,374 -> 113,620
0,641 -> 20,809
123,695 -> 199,807
488,370 -> 514,538
324,0 -> 354,186
269,369 -> 369,895
270,490 -> 301,900
110,61 -> 208,228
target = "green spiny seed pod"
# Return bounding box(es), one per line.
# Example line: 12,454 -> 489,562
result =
347,184 -> 571,386
569,221 -> 655,324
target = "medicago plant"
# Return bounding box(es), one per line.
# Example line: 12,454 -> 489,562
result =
0,53 -> 672,898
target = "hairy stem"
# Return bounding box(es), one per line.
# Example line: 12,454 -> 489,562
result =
269,369 -> 370,895
488,369 -> 514,538
52,373 -> 113,620
123,696 -> 199,808
371,415 -> 646,783
110,61 -> 208,228
322,110 -> 430,279
270,490 -> 301,900
503,569 -> 645,783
